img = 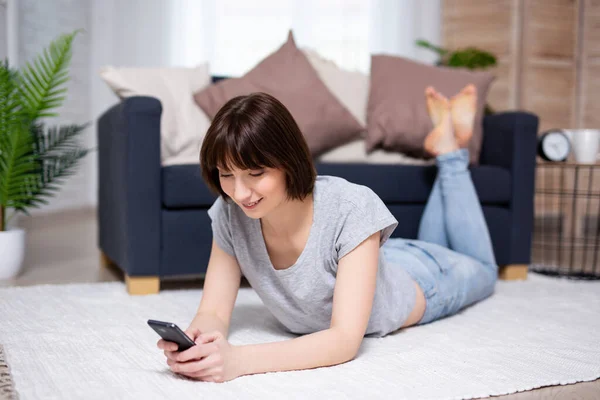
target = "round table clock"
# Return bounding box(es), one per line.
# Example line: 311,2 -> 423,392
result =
538,129 -> 571,162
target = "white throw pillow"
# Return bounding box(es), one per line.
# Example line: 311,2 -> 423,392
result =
99,64 -> 211,166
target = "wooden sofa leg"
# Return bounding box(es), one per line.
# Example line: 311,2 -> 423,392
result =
125,275 -> 160,295
100,251 -> 117,270
101,251 -> 159,294
100,251 -> 125,278
499,264 -> 528,280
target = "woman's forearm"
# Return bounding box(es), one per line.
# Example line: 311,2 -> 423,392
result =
189,312 -> 229,338
234,328 -> 355,376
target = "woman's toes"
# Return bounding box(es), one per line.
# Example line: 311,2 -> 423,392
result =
462,84 -> 476,96
425,87 -> 446,127
423,101 -> 458,156
450,84 -> 478,148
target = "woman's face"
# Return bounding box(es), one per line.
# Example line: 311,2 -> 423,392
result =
217,166 -> 287,219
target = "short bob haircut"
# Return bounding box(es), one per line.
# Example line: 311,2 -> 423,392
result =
200,92 -> 316,201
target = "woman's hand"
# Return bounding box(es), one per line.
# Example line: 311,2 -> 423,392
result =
159,328 -> 242,383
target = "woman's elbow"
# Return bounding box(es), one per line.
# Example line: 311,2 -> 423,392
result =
331,329 -> 363,363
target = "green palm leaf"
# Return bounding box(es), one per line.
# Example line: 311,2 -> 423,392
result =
6,124 -> 90,212
0,62 -> 24,182
415,39 -> 497,70
33,123 -> 89,156
0,122 -> 38,212
415,39 -> 448,57
0,30 -> 90,231
34,147 -> 90,206
18,30 -> 80,119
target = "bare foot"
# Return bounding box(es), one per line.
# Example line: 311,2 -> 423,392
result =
425,86 -> 445,127
423,90 -> 459,157
450,84 -> 477,148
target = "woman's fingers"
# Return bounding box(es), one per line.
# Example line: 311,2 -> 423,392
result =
164,350 -> 180,361
197,331 -> 221,344
176,342 -> 218,363
170,354 -> 219,374
165,342 -> 214,362
162,336 -> 216,362
157,339 -> 178,352
185,327 -> 202,341
189,367 -> 223,379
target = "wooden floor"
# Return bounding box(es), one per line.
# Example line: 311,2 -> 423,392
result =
2,208 -> 599,399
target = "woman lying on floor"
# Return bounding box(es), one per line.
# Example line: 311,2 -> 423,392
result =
157,86 -> 498,383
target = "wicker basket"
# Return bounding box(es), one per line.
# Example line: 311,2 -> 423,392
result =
532,162 -> 600,280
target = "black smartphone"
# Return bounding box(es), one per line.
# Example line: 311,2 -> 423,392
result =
147,319 -> 196,352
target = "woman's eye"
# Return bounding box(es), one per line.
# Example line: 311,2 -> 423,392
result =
249,172 -> 264,177
219,174 -> 232,178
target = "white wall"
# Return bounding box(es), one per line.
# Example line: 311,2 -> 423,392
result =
88,0 -> 182,208
16,0 -> 92,215
0,2 -> 7,60
14,0 -> 179,214
369,0 -> 441,65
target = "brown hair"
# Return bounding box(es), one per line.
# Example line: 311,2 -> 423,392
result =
200,92 -> 316,201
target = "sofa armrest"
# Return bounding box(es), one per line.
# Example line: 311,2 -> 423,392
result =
97,96 -> 162,276
480,111 -> 539,264
480,111 -> 538,170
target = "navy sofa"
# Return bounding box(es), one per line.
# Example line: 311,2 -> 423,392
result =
97,85 -> 539,294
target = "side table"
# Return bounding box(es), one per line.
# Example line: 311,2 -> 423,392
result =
532,162 -> 600,279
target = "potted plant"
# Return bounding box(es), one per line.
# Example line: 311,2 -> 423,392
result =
0,30 -> 90,279
416,39 -> 497,114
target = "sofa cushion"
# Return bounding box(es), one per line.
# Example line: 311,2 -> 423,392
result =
162,163 -> 511,208
162,165 -> 218,208
160,204 -> 512,276
193,31 -> 364,157
315,163 -> 511,205
318,139 -> 436,166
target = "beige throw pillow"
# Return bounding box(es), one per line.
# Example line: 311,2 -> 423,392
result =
302,48 -> 369,128
193,32 -> 364,157
304,49 -> 432,165
100,64 -> 212,166
366,55 -> 495,164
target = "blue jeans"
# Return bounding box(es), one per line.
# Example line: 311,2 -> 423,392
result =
382,149 -> 498,325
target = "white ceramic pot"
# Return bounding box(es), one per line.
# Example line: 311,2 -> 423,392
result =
0,228 -> 26,280
564,129 -> 600,164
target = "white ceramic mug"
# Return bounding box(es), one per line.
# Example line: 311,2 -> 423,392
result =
563,129 -> 600,164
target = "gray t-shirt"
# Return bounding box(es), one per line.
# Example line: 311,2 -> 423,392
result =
207,175 -> 417,337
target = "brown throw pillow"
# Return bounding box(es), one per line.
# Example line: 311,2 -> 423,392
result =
366,55 -> 495,164
193,31 -> 363,157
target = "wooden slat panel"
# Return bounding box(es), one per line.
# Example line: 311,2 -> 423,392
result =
582,65 -> 600,128
522,65 -> 575,131
523,0 -> 578,61
521,0 -> 579,130
442,0 -> 515,58
442,0 -> 517,110
583,0 -> 600,61
486,59 -> 513,111
581,1 -> 600,128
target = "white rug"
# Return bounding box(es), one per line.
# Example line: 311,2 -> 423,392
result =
1,274 -> 599,400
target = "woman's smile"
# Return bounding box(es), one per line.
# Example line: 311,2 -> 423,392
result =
241,198 -> 263,210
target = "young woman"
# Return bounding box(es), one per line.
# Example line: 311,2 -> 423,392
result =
157,86 -> 498,383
